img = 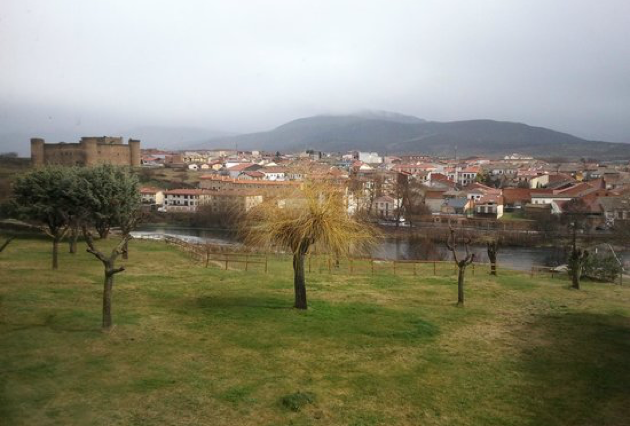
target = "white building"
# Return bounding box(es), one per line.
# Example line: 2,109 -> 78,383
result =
140,187 -> 165,205
357,152 -> 383,164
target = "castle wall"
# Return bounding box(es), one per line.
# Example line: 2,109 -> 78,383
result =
30,138 -> 45,167
31,137 -> 141,167
95,144 -> 135,166
43,143 -> 88,166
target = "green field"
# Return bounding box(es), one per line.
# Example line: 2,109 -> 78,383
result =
1,237 -> 629,425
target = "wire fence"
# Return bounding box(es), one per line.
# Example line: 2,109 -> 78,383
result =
137,234 -> 573,280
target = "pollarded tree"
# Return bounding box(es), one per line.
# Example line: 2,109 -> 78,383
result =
486,238 -> 500,276
477,236 -> 500,276
243,182 -> 376,309
79,165 -> 141,330
78,165 -> 140,239
446,227 -> 475,307
11,166 -> 79,269
83,230 -> 131,330
563,198 -> 591,290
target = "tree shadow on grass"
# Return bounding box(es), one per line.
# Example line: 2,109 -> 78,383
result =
0,313 -> 101,334
195,295 -> 293,310
189,295 -> 439,345
519,312 -> 630,426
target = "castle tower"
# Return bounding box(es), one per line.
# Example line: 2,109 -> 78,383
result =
80,137 -> 98,166
129,139 -> 141,167
30,138 -> 45,167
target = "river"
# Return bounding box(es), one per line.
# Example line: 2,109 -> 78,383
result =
132,226 -> 630,272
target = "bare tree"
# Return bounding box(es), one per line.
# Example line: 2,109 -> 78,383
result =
483,237 -> 500,276
568,247 -> 589,289
402,180 -> 431,228
446,227 -> 475,307
563,198 -> 591,289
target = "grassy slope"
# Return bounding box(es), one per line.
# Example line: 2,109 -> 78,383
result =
1,238 -> 629,426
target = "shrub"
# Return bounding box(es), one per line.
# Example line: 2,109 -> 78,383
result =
580,253 -> 622,282
280,391 -> 316,412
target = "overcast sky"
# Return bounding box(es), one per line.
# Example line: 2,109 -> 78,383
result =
1,0 -> 630,147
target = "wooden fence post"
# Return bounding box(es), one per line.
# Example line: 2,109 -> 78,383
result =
433,261 -> 436,276
308,255 -> 311,273
472,263 -> 475,276
371,259 -> 374,275
393,261 -> 396,276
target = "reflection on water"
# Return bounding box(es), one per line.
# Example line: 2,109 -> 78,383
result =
370,239 -> 559,271
132,226 -> 239,247
135,226 -> 628,272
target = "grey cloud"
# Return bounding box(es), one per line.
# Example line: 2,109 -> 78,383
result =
1,0 -> 629,155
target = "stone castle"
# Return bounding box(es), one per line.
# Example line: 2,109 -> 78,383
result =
30,137 -> 141,167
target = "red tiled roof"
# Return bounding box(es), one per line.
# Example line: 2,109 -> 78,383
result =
502,188 -> 531,204
164,189 -> 206,196
425,190 -> 447,199
260,167 -> 286,173
199,174 -> 299,186
227,163 -> 258,172
140,187 -> 163,194
556,183 -> 597,197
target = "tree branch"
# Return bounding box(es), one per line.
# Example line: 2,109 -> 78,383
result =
83,228 -> 109,263
40,226 -> 54,238
109,234 -> 132,263
446,226 -> 459,263
107,266 -> 126,276
0,236 -> 14,253
59,225 -> 71,240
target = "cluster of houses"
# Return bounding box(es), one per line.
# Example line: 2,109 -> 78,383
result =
139,148 -> 630,228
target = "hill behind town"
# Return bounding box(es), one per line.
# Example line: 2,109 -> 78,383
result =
199,112 -> 630,160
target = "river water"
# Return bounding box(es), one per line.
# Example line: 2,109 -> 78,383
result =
132,226 -> 629,272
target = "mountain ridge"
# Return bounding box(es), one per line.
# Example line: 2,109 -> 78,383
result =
197,113 -> 630,159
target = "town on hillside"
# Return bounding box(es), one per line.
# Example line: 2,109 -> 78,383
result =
134,147 -> 630,234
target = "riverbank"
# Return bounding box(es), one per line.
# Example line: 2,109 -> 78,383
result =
134,224 -> 630,272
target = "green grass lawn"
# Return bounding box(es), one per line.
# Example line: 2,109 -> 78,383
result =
499,212 -> 531,221
1,237 -> 629,426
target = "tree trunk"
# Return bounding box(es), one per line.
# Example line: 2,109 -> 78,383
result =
122,239 -> 129,260
457,265 -> 466,307
569,248 -> 587,290
97,226 -> 109,239
487,243 -> 498,276
103,271 -> 114,330
52,236 -> 60,270
571,262 -> 581,290
69,226 -> 78,254
292,253 -> 308,310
